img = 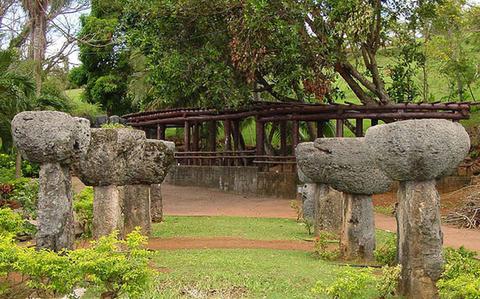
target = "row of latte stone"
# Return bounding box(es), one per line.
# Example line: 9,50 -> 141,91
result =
295,118 -> 470,299
12,111 -> 174,250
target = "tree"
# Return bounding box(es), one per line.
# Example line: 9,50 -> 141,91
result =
122,0 -> 442,108
77,0 -> 134,116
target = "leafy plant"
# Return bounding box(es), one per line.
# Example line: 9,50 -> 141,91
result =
0,208 -> 25,237
376,265 -> 401,298
290,200 -> 301,222
313,231 -> 339,261
312,267 -> 377,299
9,178 -> 38,219
74,187 -> 94,238
374,233 -> 397,266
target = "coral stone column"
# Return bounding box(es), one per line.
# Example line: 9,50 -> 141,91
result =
366,119 -> 470,298
123,139 -> 175,236
75,128 -> 146,238
12,111 -> 90,251
296,138 -> 392,261
150,184 -> 163,223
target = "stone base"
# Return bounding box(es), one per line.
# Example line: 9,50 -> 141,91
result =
397,180 -> 443,299
150,184 -> 163,223
122,184 -> 151,236
301,183 -> 316,222
314,184 -> 343,235
340,194 -> 375,261
93,185 -> 123,239
37,163 -> 74,251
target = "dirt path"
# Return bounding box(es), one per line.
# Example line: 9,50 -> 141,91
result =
163,184 -> 480,252
147,237 -> 313,251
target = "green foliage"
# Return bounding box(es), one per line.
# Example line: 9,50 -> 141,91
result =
313,231 -> 339,261
0,229 -> 154,298
0,208 -> 25,237
312,265 -> 401,299
438,247 -> 480,298
374,232 -> 397,266
74,187 -> 94,238
68,65 -> 88,88
312,266 -> 377,299
71,229 -> 154,298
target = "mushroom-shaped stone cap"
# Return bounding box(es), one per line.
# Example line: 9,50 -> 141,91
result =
297,168 -> 314,184
365,119 -> 470,181
130,139 -> 175,185
296,138 -> 392,195
12,111 -> 90,163
74,128 -> 146,186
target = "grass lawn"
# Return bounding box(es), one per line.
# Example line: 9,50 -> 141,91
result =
83,215 -> 391,298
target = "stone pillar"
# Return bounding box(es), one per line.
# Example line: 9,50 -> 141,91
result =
340,194 -> 375,260
150,184 -> 163,223
93,185 -> 123,238
296,138 -> 392,262
37,163 -> 74,251
397,180 -> 443,298
12,111 -> 90,251
365,119 -> 470,298
122,184 -> 151,236
314,185 -> 343,235
301,183 -> 316,222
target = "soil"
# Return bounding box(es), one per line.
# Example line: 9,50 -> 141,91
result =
146,237 -> 313,251
72,179 -> 480,252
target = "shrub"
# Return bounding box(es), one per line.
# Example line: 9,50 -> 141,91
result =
9,178 -> 38,219
0,167 -> 15,184
74,187 -> 94,237
0,208 -> 25,237
312,267 -> 377,299
313,231 -> 339,261
438,247 -> 480,298
374,233 -> 397,266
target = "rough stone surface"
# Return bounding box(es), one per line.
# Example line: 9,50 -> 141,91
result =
36,163 -> 74,251
150,184 -> 163,223
12,111 -> 89,163
93,185 -> 124,239
314,184 -> 343,235
297,168 -> 314,184
340,194 -> 375,261
397,180 -> 443,298
301,183 -> 316,222
296,138 -> 392,194
365,119 -> 470,181
73,117 -> 91,160
122,184 -> 151,236
131,139 -> 175,185
74,128 -> 146,186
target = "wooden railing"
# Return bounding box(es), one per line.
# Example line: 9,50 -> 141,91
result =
174,151 -> 296,172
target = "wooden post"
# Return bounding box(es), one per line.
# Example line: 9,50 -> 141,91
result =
184,121 -> 191,152
355,119 -> 364,137
336,119 -> 344,137
292,120 -> 299,150
371,119 -> 379,127
224,120 -> 232,151
192,124 -> 200,152
208,121 -> 216,152
316,121 -> 325,138
156,124 -> 165,140
232,120 -> 241,151
255,119 -> 265,156
280,121 -> 287,156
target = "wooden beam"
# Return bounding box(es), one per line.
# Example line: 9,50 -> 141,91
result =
355,119 -> 364,137
184,121 -> 191,151
208,121 -> 216,152
292,120 -> 299,150
192,124 -> 200,151
156,124 -> 165,140
371,119 -> 379,126
256,119 -> 265,156
316,121 -> 326,138
224,120 -> 232,151
232,120 -> 241,151
336,119 -> 344,137
280,121 -> 287,155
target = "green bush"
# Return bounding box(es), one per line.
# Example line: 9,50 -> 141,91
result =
0,229 -> 154,298
312,265 -> 401,299
74,187 -> 94,237
10,178 -> 38,219
374,233 -> 397,266
0,167 -> 15,184
0,208 -> 25,237
313,231 -> 339,261
438,247 -> 480,298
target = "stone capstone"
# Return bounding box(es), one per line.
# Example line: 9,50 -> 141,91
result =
131,139 -> 175,185
365,119 -> 470,181
296,138 -> 392,195
12,111 -> 90,163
